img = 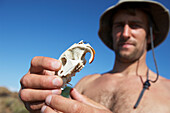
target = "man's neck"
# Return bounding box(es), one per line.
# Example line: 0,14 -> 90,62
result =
112,52 -> 148,77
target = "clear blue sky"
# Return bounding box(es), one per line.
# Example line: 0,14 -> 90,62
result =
0,0 -> 170,91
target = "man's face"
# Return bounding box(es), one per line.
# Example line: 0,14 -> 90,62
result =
112,9 -> 149,63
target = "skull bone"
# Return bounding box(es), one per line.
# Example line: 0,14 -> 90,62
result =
56,40 -> 95,88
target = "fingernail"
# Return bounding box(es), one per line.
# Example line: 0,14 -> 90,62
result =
52,78 -> 61,87
41,105 -> 47,113
46,95 -> 52,105
52,61 -> 61,70
52,89 -> 61,95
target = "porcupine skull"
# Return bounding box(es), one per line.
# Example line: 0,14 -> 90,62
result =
56,40 -> 95,89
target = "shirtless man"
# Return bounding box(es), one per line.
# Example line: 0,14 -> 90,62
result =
19,0 -> 170,113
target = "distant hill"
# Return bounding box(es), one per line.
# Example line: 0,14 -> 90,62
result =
0,87 -> 28,113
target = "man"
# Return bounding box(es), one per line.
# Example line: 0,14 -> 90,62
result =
19,0 -> 170,113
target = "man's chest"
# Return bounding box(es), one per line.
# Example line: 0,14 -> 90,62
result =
82,77 -> 170,113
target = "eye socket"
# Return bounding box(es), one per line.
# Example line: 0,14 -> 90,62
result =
61,57 -> 67,66
113,23 -> 124,29
130,25 -> 140,29
113,22 -> 143,29
129,23 -> 142,29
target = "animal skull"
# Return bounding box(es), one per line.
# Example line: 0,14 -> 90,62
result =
56,40 -> 95,89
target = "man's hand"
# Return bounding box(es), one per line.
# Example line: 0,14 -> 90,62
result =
19,56 -> 63,113
41,88 -> 112,113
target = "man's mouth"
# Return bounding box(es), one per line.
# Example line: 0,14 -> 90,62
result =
119,42 -> 135,48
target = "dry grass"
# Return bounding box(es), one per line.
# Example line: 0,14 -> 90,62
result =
0,87 -> 29,113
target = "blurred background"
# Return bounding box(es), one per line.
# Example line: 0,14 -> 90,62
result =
0,0 -> 169,112
0,0 -> 170,110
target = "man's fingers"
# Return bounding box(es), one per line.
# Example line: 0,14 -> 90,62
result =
70,88 -> 85,102
30,56 -> 61,73
20,74 -> 63,89
41,105 -> 64,113
70,88 -> 108,110
42,70 -> 56,75
20,88 -> 62,102
45,95 -> 95,113
25,101 -> 45,112
41,105 -> 59,113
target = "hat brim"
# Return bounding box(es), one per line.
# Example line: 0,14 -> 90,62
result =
98,0 -> 170,51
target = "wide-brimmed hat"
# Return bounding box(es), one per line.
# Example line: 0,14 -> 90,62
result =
98,0 -> 170,51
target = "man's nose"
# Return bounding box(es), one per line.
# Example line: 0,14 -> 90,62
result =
122,24 -> 131,39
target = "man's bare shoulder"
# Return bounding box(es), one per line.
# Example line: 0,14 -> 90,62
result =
74,74 -> 101,93
159,76 -> 170,89
74,72 -> 120,93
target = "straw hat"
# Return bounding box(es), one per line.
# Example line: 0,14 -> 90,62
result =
98,0 -> 170,51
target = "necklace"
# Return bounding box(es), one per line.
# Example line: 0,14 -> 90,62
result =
134,69 -> 150,109
134,23 -> 159,109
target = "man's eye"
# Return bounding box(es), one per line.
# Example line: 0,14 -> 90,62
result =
113,24 -> 123,28
130,24 -> 141,29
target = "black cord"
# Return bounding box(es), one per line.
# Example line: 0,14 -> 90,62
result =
133,22 -> 160,109
149,25 -> 159,83
134,69 -> 150,109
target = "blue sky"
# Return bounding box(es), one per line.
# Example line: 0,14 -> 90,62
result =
0,0 -> 170,92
